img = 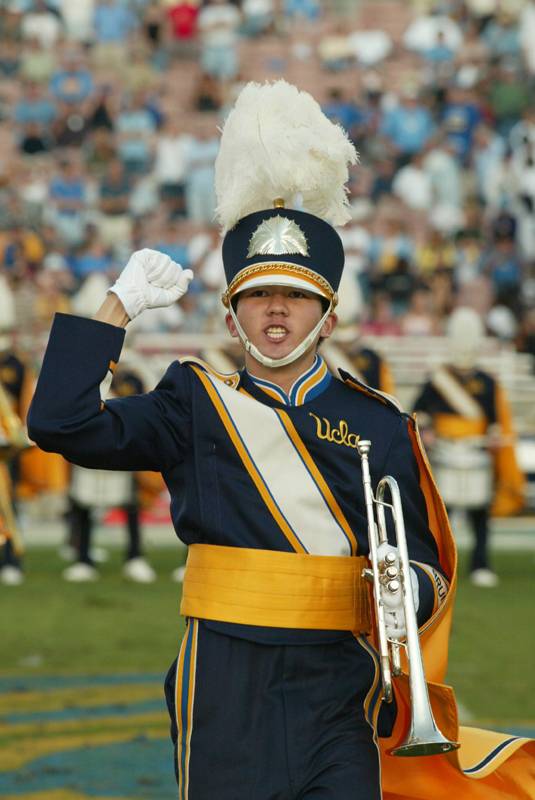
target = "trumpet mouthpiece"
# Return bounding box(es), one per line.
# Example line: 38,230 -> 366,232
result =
357,439 -> 371,455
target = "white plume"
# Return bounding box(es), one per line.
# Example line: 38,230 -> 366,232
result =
215,80 -> 359,232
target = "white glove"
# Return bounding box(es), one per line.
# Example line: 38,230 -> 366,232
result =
109,248 -> 194,320
376,543 -> 419,640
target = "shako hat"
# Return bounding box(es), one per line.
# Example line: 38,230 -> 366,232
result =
221,207 -> 345,309
214,80 -> 358,367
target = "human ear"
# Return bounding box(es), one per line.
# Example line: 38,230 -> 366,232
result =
225,312 -> 239,338
320,312 -> 337,339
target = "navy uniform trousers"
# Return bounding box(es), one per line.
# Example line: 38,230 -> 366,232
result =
164,620 -> 382,800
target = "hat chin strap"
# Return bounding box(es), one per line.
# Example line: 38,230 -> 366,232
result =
228,303 -> 333,369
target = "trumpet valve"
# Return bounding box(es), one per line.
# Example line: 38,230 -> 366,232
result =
384,551 -> 397,566
362,567 -> 374,584
386,579 -> 401,594
385,565 -> 398,580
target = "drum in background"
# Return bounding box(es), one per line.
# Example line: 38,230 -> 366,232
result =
70,466 -> 135,510
430,438 -> 493,509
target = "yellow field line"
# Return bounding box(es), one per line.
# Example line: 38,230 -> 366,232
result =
0,713 -> 168,771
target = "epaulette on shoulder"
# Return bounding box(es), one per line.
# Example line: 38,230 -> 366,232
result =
338,368 -> 404,413
179,355 -> 241,390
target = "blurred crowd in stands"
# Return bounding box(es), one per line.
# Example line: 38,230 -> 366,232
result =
0,0 -> 535,360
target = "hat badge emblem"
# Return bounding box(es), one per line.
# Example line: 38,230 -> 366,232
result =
247,215 -> 309,258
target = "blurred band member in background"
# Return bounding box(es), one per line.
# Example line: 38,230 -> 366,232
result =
63,362 -> 161,583
413,307 -> 525,587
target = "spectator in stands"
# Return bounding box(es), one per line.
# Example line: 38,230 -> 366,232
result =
84,127 -> 117,178
392,151 -> 433,211
0,37 -> 20,78
19,121 -> 53,155
97,157 -> 134,254
19,35 -> 56,84
198,0 -> 241,82
347,28 -> 392,68
370,157 -> 396,203
360,291 -> 401,336
52,103 -> 92,149
69,225 -> 114,283
1,223 -> 45,278
487,61 -> 531,138
192,72 -> 223,112
471,122 -> 507,206
368,215 -> 414,276
166,0 -> 200,60
13,81 -> 57,147
123,45 -> 160,95
441,84 -> 483,164
284,0 -> 320,23
92,0 -> 138,75
482,10 -> 521,61
86,84 -> 116,132
423,137 -> 463,210
509,104 -> 535,156
422,29 -> 455,66
403,12 -> 463,58
142,0 -> 165,58
116,90 -> 157,176
46,158 -> 88,247
481,233 -> 523,309
455,18 -> 489,66
454,230 -> 484,285
153,116 -> 192,219
50,50 -> 95,107
416,228 -> 457,277
33,267 -> 72,330
380,86 -> 435,165
153,219 -> 190,266
241,0 -> 274,38
516,307 -> 535,363
400,285 -> 440,336
20,0 -> 63,49
184,121 -> 219,223
317,25 -> 353,72
520,0 -> 535,74
322,87 -> 364,139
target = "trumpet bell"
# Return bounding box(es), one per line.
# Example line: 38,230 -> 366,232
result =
392,733 -> 460,757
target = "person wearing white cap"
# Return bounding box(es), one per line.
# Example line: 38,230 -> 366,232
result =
413,307 -> 525,587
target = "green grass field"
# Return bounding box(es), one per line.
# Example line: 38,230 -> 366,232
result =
1,547 -> 533,726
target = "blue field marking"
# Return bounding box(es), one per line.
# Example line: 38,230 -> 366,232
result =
0,738 -> 176,798
0,673 -> 162,692
2,698 -> 165,724
0,673 -> 532,797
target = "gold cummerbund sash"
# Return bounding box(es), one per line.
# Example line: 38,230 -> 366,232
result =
180,543 -> 371,632
434,414 -> 487,439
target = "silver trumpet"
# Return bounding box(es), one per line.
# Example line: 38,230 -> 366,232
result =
357,439 -> 459,757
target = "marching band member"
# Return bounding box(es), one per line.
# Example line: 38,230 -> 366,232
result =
63,362 -> 159,583
0,306 -> 33,586
413,307 -> 525,588
28,82 -> 533,799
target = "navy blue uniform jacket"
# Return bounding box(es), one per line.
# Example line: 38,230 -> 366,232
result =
28,314 -> 444,644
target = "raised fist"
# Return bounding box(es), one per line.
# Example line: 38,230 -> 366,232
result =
109,248 -> 194,321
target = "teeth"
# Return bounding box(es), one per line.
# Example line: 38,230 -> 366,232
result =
266,327 -> 287,340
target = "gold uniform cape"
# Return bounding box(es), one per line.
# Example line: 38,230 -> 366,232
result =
381,421 -> 535,799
